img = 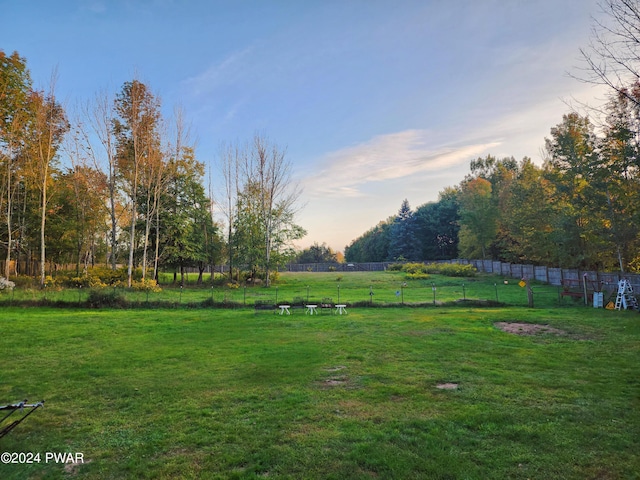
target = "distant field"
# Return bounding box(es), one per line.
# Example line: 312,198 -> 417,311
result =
0,271 -> 592,309
1,296 -> 638,478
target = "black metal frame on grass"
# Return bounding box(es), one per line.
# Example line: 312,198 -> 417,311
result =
0,399 -> 45,438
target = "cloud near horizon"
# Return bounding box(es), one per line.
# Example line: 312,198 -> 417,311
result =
303,130 -> 501,198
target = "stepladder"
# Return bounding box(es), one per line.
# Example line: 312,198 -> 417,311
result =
614,280 -> 638,310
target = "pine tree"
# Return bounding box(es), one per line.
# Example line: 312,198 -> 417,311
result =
387,199 -> 420,261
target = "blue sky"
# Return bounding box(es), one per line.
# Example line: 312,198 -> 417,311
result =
3,0 -> 607,252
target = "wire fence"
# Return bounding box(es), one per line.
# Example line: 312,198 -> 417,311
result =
0,279 -> 595,310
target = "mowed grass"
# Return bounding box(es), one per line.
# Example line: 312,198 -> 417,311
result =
0,288 -> 639,478
6,271 -> 579,308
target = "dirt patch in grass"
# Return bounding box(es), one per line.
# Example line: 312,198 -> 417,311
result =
323,377 -> 347,386
64,459 -> 91,475
436,383 -> 459,390
495,322 -> 567,336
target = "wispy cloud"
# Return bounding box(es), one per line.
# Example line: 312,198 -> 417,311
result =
304,130 -> 500,198
182,47 -> 256,96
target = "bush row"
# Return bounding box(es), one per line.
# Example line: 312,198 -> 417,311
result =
388,262 -> 477,278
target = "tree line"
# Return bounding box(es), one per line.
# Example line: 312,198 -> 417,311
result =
345,102 -> 640,272
0,50 -> 303,286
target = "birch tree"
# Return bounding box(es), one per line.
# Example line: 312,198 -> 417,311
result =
0,50 -> 32,278
26,74 -> 68,287
246,134 -> 304,286
217,141 -> 245,281
84,90 -> 121,270
113,80 -> 161,286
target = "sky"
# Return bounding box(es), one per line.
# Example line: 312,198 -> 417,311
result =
2,0 -> 610,253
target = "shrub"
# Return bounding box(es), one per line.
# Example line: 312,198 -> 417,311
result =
50,267 -> 129,288
402,263 -> 428,275
406,272 -> 431,280
44,275 -> 61,289
387,263 -> 404,271
131,279 -> 162,292
12,275 -> 34,288
86,289 -> 128,308
88,266 -> 129,285
397,262 -> 476,278
428,263 -> 477,277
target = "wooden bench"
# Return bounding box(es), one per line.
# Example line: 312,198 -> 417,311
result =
320,297 -> 334,314
560,280 -> 593,301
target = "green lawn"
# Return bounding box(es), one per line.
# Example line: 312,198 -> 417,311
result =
1,293 -> 638,479
3,271 -> 588,309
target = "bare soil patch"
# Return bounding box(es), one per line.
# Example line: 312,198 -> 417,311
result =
495,322 -> 567,336
436,383 -> 459,390
323,377 -> 347,386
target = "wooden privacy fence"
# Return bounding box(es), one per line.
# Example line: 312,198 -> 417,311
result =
460,259 -> 640,292
284,259 -> 640,293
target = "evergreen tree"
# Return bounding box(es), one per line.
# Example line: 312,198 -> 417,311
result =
387,199 -> 420,261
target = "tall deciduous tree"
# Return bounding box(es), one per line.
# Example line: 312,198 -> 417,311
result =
598,88 -> 640,270
498,158 -> 556,265
544,113 -> 605,269
458,177 -> 497,260
217,141 -> 244,281
577,0 -> 640,107
221,134 -> 304,285
26,75 -> 68,287
113,80 -> 161,286
0,50 -> 32,278
50,165 -> 108,272
84,90 -> 121,270
247,134 -> 304,286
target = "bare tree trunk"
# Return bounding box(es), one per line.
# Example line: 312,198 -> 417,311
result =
33,72 -> 67,287
4,152 -> 13,279
40,178 -> 46,287
218,142 -> 243,281
153,199 -> 161,281
127,161 -> 139,287
85,90 -> 119,270
142,192 -> 152,279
